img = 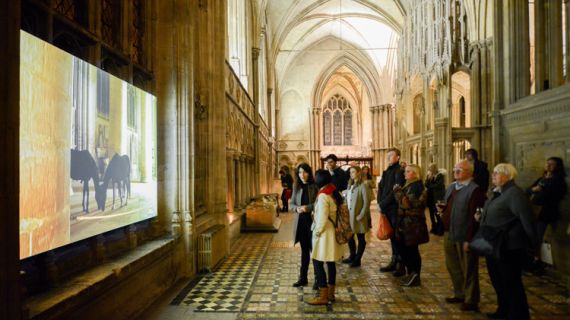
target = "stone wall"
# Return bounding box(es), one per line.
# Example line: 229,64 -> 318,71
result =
501,84 -> 570,287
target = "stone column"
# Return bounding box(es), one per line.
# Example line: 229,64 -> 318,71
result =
240,155 -> 247,207
0,0 -> 21,317
565,0 -> 570,83
547,0 -> 564,88
196,0 -> 228,225
252,47 -> 261,195
470,42 -> 482,151
233,155 -> 240,210
492,1 -> 504,165
226,152 -> 235,212
310,107 -> 321,168
504,0 -> 530,103
480,40 -> 494,160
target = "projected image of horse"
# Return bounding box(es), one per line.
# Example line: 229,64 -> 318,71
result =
96,154 -> 131,211
70,149 -> 100,213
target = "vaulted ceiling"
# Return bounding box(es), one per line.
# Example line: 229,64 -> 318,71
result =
262,0 -> 407,93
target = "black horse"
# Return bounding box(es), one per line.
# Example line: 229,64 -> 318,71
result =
96,154 -> 131,211
70,149 -> 100,213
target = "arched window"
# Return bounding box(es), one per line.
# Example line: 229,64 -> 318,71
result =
459,96 -> 466,127
322,94 -> 353,146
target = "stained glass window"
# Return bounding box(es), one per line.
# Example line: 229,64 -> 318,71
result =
323,94 -> 353,146
344,110 -> 352,145
333,110 -> 342,145
323,111 -> 331,146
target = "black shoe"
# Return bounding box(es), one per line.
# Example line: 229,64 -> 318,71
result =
460,303 -> 479,312
379,261 -> 397,272
486,311 -> 506,319
342,256 -> 355,264
401,273 -> 420,287
392,263 -> 406,277
292,279 -> 308,287
349,261 -> 361,268
444,297 -> 464,304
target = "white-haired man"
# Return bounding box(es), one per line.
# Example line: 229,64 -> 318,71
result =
438,159 -> 485,312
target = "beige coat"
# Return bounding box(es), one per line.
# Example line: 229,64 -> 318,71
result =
347,183 -> 371,234
311,193 -> 343,262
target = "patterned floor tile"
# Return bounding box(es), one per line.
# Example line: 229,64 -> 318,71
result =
163,204 -> 570,319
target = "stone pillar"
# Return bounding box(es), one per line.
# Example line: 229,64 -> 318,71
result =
565,0 -> 570,83
470,43 -> 482,151
240,155 -> 247,207
492,1 -> 504,165
233,155 -> 240,209
0,0 -> 21,317
226,152 -> 235,212
310,107 -> 321,168
480,40 -> 494,161
547,0 -> 564,88
533,0 -> 562,91
252,47 -> 261,195
504,0 -> 530,103
196,0 -> 228,225
156,0 -> 196,275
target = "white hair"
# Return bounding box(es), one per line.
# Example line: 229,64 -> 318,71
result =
493,163 -> 518,180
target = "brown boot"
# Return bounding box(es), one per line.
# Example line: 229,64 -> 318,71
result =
307,287 -> 329,305
327,284 -> 335,302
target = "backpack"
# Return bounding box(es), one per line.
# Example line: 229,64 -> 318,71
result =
328,202 -> 353,244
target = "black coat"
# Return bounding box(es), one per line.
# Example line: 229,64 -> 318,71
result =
481,180 -> 539,251
377,162 -> 406,214
425,173 -> 445,205
473,160 -> 490,192
527,175 -> 567,223
330,167 -> 348,191
291,182 -> 318,244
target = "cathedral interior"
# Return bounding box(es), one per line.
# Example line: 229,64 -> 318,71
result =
1,0 -> 570,319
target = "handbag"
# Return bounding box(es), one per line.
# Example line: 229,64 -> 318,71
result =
376,213 -> 393,240
469,225 -> 508,260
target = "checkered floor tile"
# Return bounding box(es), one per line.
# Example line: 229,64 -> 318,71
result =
171,234 -> 272,312
162,205 -> 570,319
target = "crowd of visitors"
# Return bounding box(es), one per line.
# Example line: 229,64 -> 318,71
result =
283,150 -> 567,319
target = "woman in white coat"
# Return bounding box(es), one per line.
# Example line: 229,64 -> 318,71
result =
308,169 -> 344,305
342,166 -> 371,267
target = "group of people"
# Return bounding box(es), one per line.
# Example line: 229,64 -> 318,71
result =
281,149 -> 567,319
287,154 -> 374,305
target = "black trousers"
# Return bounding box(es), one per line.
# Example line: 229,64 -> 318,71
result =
401,244 -> 421,275
313,260 -> 336,288
348,233 -> 366,263
299,235 -> 312,280
281,190 -> 289,211
385,208 -> 402,262
427,204 -> 438,228
486,249 -> 530,320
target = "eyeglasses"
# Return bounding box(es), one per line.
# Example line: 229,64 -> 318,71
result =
453,168 -> 464,173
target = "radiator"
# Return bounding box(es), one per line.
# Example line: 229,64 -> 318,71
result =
197,224 -> 226,272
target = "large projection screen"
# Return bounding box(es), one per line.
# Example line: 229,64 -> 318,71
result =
19,31 -> 157,259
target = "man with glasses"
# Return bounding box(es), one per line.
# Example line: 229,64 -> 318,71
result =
437,159 -> 486,312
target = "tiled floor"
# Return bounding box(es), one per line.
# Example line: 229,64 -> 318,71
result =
142,204 -> 570,320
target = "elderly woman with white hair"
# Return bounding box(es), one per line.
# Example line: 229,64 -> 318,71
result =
479,163 -> 538,320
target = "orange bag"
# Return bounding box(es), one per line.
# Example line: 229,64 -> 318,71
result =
376,213 -> 393,240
